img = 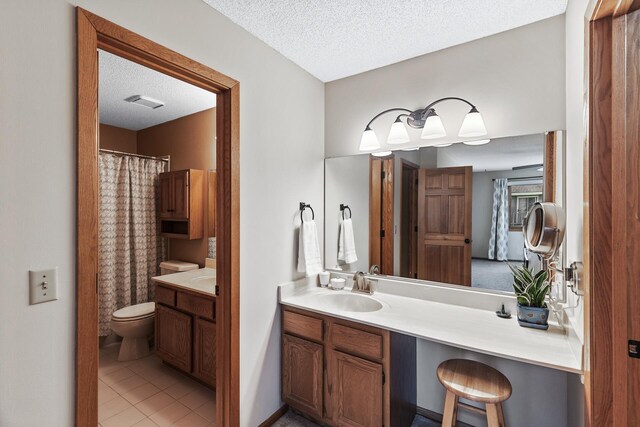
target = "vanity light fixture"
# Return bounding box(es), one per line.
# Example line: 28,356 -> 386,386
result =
358,97 -> 487,151
433,142 -> 453,148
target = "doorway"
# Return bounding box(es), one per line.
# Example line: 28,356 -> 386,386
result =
585,2 -> 640,425
76,8 -> 240,426
369,155 -> 394,274
400,160 -> 419,278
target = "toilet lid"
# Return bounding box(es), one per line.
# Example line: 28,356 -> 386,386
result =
112,302 -> 155,320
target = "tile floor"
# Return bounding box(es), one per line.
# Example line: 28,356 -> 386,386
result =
98,344 -> 215,426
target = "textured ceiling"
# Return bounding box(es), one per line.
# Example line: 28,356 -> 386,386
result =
435,133 -> 544,172
99,50 -> 216,131
202,0 -> 567,82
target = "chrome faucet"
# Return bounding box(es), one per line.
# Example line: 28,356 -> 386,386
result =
369,264 -> 381,275
352,271 -> 375,295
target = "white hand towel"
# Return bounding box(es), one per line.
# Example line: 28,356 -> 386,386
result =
338,218 -> 358,264
297,219 -> 323,277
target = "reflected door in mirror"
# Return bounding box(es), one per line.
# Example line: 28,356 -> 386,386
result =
369,156 -> 394,275
417,167 -> 472,285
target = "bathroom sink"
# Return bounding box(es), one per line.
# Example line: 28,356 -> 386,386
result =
316,293 -> 383,313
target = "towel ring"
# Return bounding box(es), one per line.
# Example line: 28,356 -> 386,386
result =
340,204 -> 352,220
299,202 -> 315,223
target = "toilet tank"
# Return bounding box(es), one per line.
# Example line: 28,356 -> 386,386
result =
159,260 -> 199,275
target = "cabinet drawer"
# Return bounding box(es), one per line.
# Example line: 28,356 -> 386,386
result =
331,324 -> 383,360
283,310 -> 323,343
155,285 -> 176,306
177,292 -> 215,320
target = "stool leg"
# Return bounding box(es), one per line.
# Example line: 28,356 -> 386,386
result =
486,403 -> 500,427
497,402 -> 506,427
442,390 -> 459,427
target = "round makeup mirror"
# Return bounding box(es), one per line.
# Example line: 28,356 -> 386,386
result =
523,202 -> 566,259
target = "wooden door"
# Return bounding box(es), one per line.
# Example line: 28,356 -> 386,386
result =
331,351 -> 383,427
369,156 -> 394,275
155,305 -> 192,372
194,317 -> 216,388
282,334 -> 324,419
172,170 -> 190,219
417,167 -> 472,286
159,172 -> 173,219
400,161 -> 419,279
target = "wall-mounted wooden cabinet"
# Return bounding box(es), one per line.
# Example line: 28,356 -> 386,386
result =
155,283 -> 216,388
281,307 -> 416,427
159,169 -> 203,240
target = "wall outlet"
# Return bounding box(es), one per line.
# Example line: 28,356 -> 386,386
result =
29,268 -> 58,305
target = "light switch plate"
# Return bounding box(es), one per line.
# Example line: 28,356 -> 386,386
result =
29,268 -> 58,305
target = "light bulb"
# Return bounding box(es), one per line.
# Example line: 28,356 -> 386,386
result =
459,107 -> 487,137
387,118 -> 410,145
359,126 -> 380,151
421,111 -> 446,139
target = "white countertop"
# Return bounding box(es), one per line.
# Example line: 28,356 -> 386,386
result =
152,268 -> 216,297
279,277 -> 582,374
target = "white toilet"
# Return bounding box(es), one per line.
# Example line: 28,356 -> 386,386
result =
111,302 -> 156,361
110,260 -> 199,361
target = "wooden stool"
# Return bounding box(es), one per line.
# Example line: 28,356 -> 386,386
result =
436,359 -> 512,427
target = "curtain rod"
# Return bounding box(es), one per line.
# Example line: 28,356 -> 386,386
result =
99,149 -> 170,163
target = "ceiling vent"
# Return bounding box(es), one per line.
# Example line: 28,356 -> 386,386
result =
124,95 -> 165,109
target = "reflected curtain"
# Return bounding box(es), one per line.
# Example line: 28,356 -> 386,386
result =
488,178 -> 509,261
98,153 -> 168,336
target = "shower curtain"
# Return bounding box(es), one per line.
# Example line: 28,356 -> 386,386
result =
98,153 -> 168,336
488,178 -> 509,261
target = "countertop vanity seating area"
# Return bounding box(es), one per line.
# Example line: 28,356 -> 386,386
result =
281,130 -> 584,426
151,262 -> 217,388
279,274 -> 582,426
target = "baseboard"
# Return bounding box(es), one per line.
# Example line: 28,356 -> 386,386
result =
416,405 -> 475,427
258,404 -> 289,427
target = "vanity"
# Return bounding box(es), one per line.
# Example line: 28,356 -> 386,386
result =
279,274 -> 582,426
152,268 -> 216,388
281,305 -> 416,427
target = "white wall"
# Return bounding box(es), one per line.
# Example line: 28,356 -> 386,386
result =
0,1 -> 324,425
471,169 -> 543,261
325,15 -> 566,158
563,0 -> 589,345
564,0 -> 590,425
325,155 -> 370,272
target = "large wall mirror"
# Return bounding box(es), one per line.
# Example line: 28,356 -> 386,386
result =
325,131 -> 565,293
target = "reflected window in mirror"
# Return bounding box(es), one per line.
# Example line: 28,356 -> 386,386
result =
509,182 -> 543,231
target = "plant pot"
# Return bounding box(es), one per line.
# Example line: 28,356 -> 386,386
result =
516,303 -> 549,330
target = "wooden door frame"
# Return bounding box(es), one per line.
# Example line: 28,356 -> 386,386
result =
76,8 -> 240,426
369,155 -> 394,275
399,159 -> 419,278
584,1 -> 640,426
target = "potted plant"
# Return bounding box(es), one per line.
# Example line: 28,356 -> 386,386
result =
508,263 -> 550,330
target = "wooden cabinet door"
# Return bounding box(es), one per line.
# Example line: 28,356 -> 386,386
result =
155,304 -> 192,372
417,166 -> 472,286
331,351 -> 383,427
159,172 -> 173,219
172,170 -> 190,219
282,334 -> 324,419
194,317 -> 216,388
